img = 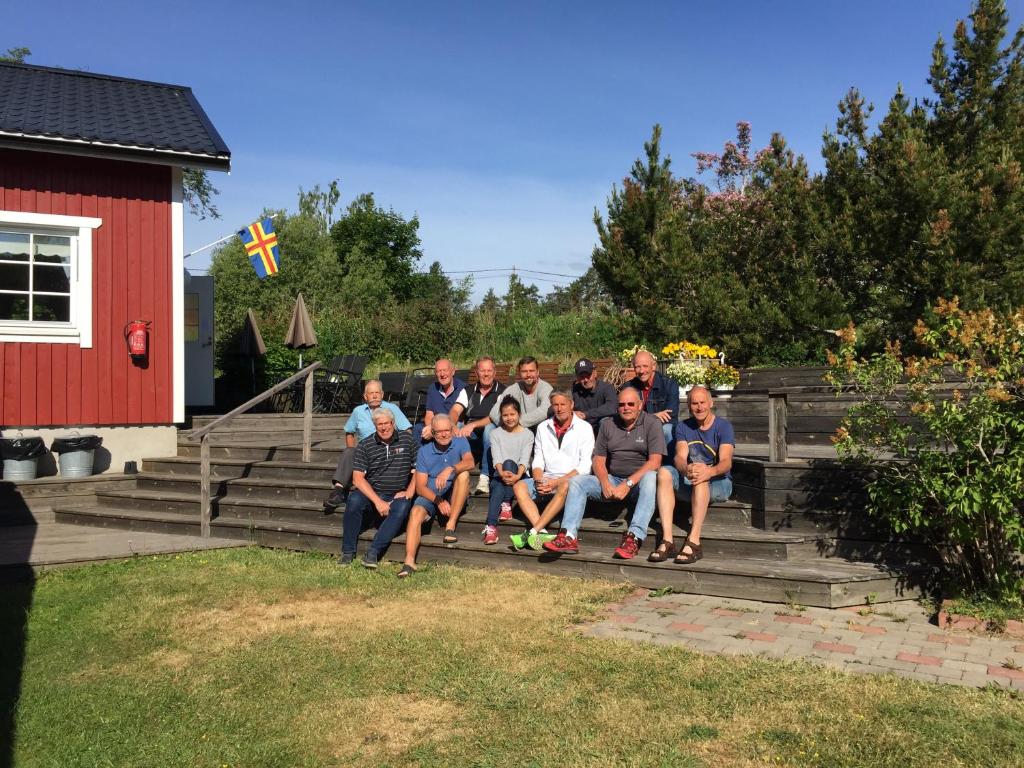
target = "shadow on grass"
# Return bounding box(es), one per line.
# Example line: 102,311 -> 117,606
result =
0,490 -> 37,768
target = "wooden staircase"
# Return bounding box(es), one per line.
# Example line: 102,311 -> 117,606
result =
51,410 -> 935,608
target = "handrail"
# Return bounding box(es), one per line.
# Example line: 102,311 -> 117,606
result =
188,360 -> 324,538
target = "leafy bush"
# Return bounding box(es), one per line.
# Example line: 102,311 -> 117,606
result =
827,299 -> 1024,596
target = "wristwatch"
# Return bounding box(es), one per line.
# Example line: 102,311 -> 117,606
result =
625,478 -> 634,488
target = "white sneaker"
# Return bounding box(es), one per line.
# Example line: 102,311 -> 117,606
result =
475,474 -> 490,496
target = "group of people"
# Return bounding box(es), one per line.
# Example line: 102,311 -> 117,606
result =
324,354 -> 735,578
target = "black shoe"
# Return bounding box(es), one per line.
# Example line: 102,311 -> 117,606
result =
362,551 -> 379,569
338,553 -> 354,565
323,487 -> 348,514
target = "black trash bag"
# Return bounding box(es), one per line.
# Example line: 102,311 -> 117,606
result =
0,437 -> 47,460
51,435 -> 103,453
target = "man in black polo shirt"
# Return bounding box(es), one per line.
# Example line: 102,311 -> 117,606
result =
454,355 -> 506,495
341,408 -> 417,569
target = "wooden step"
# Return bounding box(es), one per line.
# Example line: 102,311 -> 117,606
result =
79,489 -> 802,560
52,504 -> 920,607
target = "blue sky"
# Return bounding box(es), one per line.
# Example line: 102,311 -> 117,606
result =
8,0 -> 1024,300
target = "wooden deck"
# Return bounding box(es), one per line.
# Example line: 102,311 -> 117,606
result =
0,519 -> 242,580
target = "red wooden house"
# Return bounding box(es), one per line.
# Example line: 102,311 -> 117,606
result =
0,62 -> 230,472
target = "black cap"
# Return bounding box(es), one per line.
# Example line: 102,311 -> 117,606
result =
574,358 -> 595,376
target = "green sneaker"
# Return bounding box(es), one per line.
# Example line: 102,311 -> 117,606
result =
527,532 -> 557,551
509,532 -> 529,550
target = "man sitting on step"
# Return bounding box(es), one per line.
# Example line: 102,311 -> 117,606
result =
488,356 -> 553,433
323,380 -> 411,514
453,355 -> 506,496
509,389 -> 594,551
339,407 -> 417,569
544,387 -> 665,559
399,414 -> 474,578
650,385 -> 735,565
415,358 -> 469,443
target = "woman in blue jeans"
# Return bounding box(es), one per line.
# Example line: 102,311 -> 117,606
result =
483,397 -> 533,545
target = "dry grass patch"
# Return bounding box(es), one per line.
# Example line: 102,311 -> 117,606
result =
165,569 -> 622,663
297,693 -> 464,764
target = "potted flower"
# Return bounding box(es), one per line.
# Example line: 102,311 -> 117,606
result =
665,359 -> 706,397
706,362 -> 740,393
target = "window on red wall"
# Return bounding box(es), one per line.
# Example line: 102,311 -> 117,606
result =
0,212 -> 101,347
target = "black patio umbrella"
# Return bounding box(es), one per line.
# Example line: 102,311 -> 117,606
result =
238,309 -> 267,394
283,292 -> 317,368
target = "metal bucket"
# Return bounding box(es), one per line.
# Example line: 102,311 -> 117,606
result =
58,449 -> 95,478
3,457 -> 39,481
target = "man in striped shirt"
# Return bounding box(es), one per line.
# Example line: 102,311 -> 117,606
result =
340,408 -> 418,569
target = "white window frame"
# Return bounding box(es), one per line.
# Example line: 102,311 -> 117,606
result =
0,211 -> 101,347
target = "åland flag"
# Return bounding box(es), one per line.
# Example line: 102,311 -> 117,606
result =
238,218 -> 281,279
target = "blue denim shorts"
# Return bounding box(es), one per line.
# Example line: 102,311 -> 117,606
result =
412,477 -> 454,521
663,465 -> 733,503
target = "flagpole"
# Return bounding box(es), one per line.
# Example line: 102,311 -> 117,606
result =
183,212 -> 282,260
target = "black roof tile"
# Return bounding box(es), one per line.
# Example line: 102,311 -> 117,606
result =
0,62 -> 230,169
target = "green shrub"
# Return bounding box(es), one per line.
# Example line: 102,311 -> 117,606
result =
827,299 -> 1024,596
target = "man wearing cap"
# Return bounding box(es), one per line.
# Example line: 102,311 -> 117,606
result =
571,358 -> 617,433
323,379 -> 412,514
454,355 -> 507,496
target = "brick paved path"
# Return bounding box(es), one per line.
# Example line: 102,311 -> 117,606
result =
581,590 -> 1024,690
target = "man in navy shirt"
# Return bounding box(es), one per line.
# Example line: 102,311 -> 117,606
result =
650,385 -> 735,565
416,358 -> 469,442
340,408 -> 417,569
400,414 -> 474,577
626,350 -> 679,450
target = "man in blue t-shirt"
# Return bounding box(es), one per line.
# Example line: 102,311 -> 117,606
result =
400,414 -> 475,577
650,385 -> 735,566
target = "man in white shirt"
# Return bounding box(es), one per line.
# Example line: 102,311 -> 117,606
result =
509,389 -> 594,550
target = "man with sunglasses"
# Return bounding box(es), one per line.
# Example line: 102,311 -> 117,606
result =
544,387 -> 665,559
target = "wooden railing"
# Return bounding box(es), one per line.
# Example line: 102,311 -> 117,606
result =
187,361 -> 323,537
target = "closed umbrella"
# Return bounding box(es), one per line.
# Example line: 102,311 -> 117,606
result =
284,292 -> 317,368
239,309 -> 266,394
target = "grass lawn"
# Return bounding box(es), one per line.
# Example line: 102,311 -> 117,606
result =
3,547 -> 1023,767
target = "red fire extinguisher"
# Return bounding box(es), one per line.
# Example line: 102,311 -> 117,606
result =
124,320 -> 151,359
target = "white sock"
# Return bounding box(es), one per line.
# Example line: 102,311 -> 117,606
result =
528,528 -> 538,536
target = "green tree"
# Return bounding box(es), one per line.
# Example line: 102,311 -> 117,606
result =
502,273 -> 541,312
330,193 -> 423,301
0,47 -> 30,62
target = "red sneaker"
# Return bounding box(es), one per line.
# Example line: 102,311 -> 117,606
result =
483,525 -> 499,545
498,501 -> 513,522
543,530 -> 579,554
614,532 -> 640,560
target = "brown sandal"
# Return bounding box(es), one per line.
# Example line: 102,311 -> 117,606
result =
647,541 -> 678,562
674,539 -> 704,565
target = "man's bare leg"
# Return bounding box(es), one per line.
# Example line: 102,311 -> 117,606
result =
444,471 -> 471,532
681,481 -> 710,555
404,505 -> 428,568
513,482 -> 542,528
532,483 -> 570,532
655,467 -> 677,547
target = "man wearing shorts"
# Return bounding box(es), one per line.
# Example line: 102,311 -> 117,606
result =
400,414 -> 474,577
651,385 -> 735,565
510,389 -> 594,550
